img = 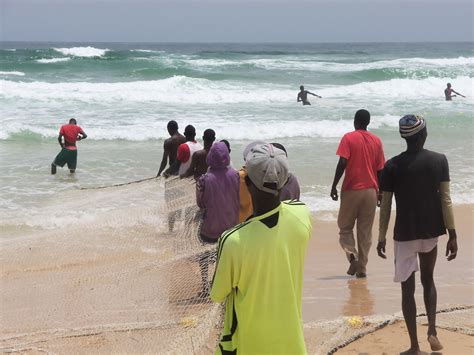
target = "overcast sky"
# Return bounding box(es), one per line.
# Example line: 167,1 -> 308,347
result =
1,0 -> 473,43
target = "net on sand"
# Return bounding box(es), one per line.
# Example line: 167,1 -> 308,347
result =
304,304 -> 473,354
1,177 -> 472,354
1,177 -> 223,354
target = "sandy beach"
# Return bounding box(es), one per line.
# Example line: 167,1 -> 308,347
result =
1,182 -> 472,354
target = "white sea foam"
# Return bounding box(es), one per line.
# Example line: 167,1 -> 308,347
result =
181,56 -> 474,72
1,75 -> 472,104
53,46 -> 108,58
0,71 -> 25,76
37,57 -> 71,64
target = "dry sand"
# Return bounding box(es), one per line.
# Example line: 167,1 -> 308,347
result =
1,201 -> 472,354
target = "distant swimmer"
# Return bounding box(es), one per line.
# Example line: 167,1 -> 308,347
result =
444,83 -> 465,101
51,118 -> 87,175
297,85 -> 321,105
157,120 -> 186,177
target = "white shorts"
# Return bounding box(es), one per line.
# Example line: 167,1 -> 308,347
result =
393,237 -> 439,283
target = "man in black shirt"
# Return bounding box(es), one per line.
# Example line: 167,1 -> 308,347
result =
377,115 -> 458,355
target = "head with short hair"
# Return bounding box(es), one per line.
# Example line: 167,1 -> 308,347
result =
220,139 -> 231,153
184,125 -> 196,141
447,83 -> 451,88
203,129 -> 216,143
354,109 -> 370,130
245,143 -> 289,196
300,85 -> 304,91
167,120 -> 178,135
69,118 -> 77,125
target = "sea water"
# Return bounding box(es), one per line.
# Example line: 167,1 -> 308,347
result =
1,42 -> 473,231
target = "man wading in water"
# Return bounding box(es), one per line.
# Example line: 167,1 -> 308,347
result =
297,85 -> 321,105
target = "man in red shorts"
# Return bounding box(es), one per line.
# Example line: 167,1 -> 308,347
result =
51,118 -> 87,174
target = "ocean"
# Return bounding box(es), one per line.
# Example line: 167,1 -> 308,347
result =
1,42 -> 473,233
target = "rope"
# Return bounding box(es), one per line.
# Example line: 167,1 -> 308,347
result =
78,176 -> 160,190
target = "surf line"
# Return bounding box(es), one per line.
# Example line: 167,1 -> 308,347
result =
79,176 -> 160,190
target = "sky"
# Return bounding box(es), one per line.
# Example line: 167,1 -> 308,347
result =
1,0 -> 473,43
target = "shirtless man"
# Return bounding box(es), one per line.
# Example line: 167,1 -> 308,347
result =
444,83 -> 465,101
181,128 -> 215,180
297,85 -> 321,105
157,120 -> 186,177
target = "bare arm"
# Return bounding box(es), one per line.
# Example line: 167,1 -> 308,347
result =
376,191 -> 393,259
308,91 -> 322,98
77,131 -> 87,140
58,133 -> 64,148
330,157 -> 347,201
452,90 -> 465,97
157,141 -> 171,177
297,93 -> 301,102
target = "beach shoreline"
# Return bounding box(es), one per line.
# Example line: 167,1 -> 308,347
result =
1,196 -> 472,353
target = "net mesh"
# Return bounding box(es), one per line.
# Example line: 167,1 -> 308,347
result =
1,177 -> 472,354
1,177 -> 223,354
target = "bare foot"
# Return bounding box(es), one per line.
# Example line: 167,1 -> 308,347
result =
427,335 -> 443,351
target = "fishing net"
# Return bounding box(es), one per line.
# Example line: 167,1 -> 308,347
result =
1,177 -> 223,354
304,304 -> 473,354
1,176 -> 472,354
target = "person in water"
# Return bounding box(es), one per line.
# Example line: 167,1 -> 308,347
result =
297,85 -> 321,105
181,128 -> 215,180
157,120 -> 186,177
51,118 -> 87,174
444,83 -> 465,101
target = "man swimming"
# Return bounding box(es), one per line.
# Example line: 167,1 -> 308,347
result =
444,83 -> 465,101
297,85 -> 321,105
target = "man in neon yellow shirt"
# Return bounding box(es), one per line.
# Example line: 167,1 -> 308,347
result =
211,143 -> 312,354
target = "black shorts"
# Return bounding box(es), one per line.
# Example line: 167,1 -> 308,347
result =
53,148 -> 78,170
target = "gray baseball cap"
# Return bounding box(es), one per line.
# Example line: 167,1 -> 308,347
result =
245,143 -> 289,196
243,140 -> 267,162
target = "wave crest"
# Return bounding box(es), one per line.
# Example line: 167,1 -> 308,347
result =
53,46 -> 108,58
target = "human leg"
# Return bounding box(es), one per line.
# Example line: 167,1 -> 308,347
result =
52,148 -> 68,174
66,150 -> 77,173
355,188 -> 377,276
338,190 -> 360,274
419,245 -> 442,350
401,272 -> 419,352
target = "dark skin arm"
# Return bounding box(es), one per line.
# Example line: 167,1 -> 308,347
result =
163,160 -> 180,178
58,133 -> 64,148
452,90 -> 465,98
377,229 -> 458,260
376,170 -> 382,207
77,132 -> 87,140
307,91 -> 322,98
330,157 -> 347,201
157,140 -> 172,177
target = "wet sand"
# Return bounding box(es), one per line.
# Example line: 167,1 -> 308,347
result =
303,205 -> 473,323
1,202 -> 472,353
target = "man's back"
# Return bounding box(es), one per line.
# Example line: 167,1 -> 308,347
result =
337,130 -> 384,191
381,149 -> 448,241
60,124 -> 84,148
166,133 -> 186,166
211,201 -> 312,354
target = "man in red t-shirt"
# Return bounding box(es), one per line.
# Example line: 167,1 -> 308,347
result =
330,109 -> 385,278
51,118 -> 87,174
